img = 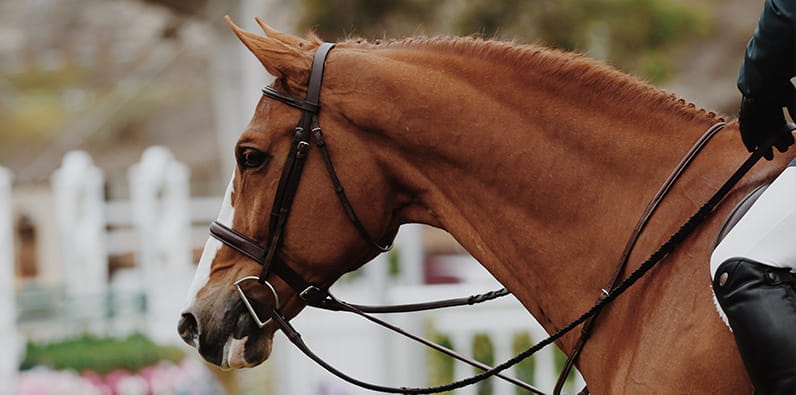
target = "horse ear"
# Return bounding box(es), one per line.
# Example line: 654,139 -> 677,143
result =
225,16 -> 317,88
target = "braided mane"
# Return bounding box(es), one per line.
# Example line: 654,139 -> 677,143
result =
336,35 -> 722,123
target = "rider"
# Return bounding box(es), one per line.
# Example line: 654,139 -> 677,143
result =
710,0 -> 795,394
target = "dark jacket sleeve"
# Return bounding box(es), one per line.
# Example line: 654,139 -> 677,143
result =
737,0 -> 795,103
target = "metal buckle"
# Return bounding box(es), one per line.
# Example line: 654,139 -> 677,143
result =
296,141 -> 310,158
299,285 -> 322,301
234,276 -> 280,328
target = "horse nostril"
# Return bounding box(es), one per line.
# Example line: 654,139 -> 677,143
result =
178,312 -> 199,347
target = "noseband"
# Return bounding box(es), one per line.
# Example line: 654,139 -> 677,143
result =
206,41 -> 770,394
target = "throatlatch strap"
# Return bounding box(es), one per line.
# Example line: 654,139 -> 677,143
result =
312,128 -> 393,252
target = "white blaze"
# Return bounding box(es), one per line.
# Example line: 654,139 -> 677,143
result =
183,172 -> 236,309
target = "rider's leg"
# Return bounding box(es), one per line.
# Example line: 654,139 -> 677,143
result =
711,161 -> 796,395
712,259 -> 796,394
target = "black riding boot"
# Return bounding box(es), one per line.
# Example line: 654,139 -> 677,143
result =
713,258 -> 796,395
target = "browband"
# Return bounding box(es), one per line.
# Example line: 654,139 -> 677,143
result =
261,86 -> 320,113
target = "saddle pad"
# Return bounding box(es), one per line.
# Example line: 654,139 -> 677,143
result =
713,183 -> 770,250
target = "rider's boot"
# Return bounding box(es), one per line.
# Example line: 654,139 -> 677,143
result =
713,258 -> 796,395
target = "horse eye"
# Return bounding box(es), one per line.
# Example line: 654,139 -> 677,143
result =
238,148 -> 270,169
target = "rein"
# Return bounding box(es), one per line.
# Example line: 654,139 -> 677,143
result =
209,42 -> 771,394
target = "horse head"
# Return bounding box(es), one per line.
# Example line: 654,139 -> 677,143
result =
178,18 -> 403,369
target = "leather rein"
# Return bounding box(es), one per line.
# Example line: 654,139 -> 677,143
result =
209,42 -> 767,394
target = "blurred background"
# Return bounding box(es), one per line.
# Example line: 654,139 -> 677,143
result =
0,0 -> 763,394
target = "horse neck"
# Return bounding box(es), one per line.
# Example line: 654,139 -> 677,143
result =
330,43 -> 727,346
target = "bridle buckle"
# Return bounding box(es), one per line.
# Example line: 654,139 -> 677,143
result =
299,285 -> 325,304
234,276 -> 280,328
296,140 -> 310,158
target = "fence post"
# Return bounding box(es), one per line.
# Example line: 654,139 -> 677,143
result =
129,146 -> 193,344
491,330 -> 515,395
449,332 -> 477,395
390,224 -> 426,387
51,151 -> 108,334
0,167 -> 18,391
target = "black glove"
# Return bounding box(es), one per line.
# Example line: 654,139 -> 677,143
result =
738,93 -> 795,160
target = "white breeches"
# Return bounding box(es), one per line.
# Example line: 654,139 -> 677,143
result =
711,162 -> 796,280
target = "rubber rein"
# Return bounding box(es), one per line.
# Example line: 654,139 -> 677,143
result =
209,42 -> 771,394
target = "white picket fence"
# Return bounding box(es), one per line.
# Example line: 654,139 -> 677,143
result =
1,167 -> 20,393
13,147 -> 197,347
1,148 -> 584,394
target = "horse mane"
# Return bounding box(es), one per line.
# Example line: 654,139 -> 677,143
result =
336,35 -> 722,123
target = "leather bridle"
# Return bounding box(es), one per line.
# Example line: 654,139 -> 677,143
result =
210,43 -> 391,325
208,41 -> 773,394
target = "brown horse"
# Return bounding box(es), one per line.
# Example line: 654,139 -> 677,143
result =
179,17 -> 789,393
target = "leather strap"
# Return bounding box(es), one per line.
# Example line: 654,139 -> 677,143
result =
317,287 -> 510,314
312,128 -> 393,251
210,221 -> 266,262
262,86 -> 320,113
307,43 -> 335,103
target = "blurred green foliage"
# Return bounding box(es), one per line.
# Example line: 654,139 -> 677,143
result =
427,330 -> 454,393
512,333 -> 536,395
0,63 -> 198,164
472,333 -> 493,395
0,68 -> 86,148
20,333 -> 185,374
300,0 -> 428,37
299,0 -> 709,82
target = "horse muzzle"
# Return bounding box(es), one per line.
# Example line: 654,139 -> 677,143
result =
178,300 -> 274,369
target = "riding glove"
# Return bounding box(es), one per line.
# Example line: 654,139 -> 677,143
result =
738,93 -> 795,160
